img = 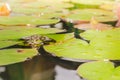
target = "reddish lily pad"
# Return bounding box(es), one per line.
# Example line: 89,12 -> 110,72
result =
67,9 -> 116,22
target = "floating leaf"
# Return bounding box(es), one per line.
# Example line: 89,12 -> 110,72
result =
44,29 -> 120,61
40,12 -> 67,19
10,0 -> 73,15
67,9 -> 116,22
43,33 -> 74,42
0,48 -> 38,65
44,38 -> 90,60
0,40 -> 20,49
100,3 -> 115,11
0,26 -> 64,49
0,16 -> 59,26
80,28 -> 120,41
0,27 -> 64,40
71,0 -> 114,8
74,22 -> 113,31
77,61 -> 120,80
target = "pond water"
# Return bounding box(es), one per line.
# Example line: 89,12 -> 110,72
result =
0,55 -> 83,80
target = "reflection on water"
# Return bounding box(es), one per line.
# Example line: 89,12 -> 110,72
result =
0,55 -> 83,80
55,65 -> 81,80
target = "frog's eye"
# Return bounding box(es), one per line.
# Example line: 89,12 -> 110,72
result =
40,36 -> 46,41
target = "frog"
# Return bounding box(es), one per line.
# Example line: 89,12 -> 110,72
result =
21,34 -> 55,48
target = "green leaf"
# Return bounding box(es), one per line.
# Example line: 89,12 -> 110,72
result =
0,40 -> 20,49
0,27 -> 64,41
0,16 -> 59,26
77,61 -> 120,80
43,33 -> 74,42
44,29 -> 120,60
10,0 -> 73,15
0,48 -> 38,66
67,9 -> 116,22
44,38 -> 90,59
0,26 -> 64,48
71,0 -> 114,8
80,28 -> 120,40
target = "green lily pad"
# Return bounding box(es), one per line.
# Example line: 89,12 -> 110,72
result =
17,0 -> 74,8
0,27 -> 63,41
0,48 -> 38,66
10,0 -> 73,15
0,16 -> 59,26
25,1 -> 73,8
67,9 -> 117,22
80,28 -> 120,41
99,3 -> 115,11
0,26 -> 64,49
40,12 -> 68,19
71,0 -> 114,8
44,38 -> 90,59
44,29 -> 120,61
0,40 -> 20,49
77,61 -> 120,80
12,6 -> 61,15
43,33 -> 74,42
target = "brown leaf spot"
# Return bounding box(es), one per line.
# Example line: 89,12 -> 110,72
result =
17,49 -> 24,53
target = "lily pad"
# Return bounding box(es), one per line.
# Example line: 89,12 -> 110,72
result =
10,0 -> 73,15
0,16 -> 59,26
0,40 -> 20,49
71,0 -> 114,8
44,29 -> 120,61
18,0 -> 74,8
80,28 -> 120,41
12,6 -> 63,15
0,27 -> 64,40
44,38 -> 90,59
0,48 -> 38,65
67,9 -> 117,22
77,61 -> 120,80
40,12 -> 68,19
0,26 -> 64,48
100,3 -> 115,11
74,23 -> 113,30
43,33 -> 74,42
25,1 -> 73,9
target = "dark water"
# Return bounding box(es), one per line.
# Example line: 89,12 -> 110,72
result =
0,55 -> 83,80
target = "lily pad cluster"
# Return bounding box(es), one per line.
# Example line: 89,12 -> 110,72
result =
44,28 -> 120,60
0,26 -> 64,65
44,28 -> 120,80
0,0 -> 120,80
